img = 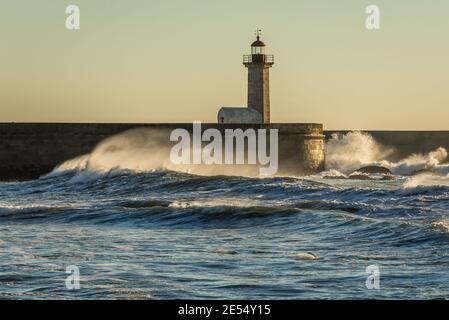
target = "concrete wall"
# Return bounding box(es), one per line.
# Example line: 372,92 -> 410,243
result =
0,123 -> 325,180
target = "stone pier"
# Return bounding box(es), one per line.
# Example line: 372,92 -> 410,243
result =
0,123 -> 325,180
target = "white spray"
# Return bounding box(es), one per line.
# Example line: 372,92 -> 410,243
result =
324,131 -> 449,187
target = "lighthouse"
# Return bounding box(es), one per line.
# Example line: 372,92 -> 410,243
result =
217,30 -> 274,124
243,29 -> 274,123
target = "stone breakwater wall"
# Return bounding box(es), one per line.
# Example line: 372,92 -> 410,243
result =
0,123 -> 325,180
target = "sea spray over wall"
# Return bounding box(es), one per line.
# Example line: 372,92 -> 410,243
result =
53,129 -> 449,187
381,147 -> 449,176
53,128 -> 263,177
325,131 -> 395,173
55,129 -> 173,174
85,129 -> 173,172
324,131 -> 449,187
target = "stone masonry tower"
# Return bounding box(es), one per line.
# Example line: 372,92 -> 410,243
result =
243,30 -> 274,123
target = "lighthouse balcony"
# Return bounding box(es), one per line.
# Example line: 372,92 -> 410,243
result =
243,54 -> 274,64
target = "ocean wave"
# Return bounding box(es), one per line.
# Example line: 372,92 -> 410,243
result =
325,132 -> 449,178
0,197 -> 363,225
0,204 -> 80,220
326,131 -> 395,173
432,220 -> 449,233
3,170 -> 448,222
403,173 -> 449,189
43,130 -> 449,195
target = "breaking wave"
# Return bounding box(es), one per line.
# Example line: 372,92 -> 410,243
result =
324,131 -> 449,187
49,129 -> 449,191
51,128 -> 263,178
325,131 -> 395,173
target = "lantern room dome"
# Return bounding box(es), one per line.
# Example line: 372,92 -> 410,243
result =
251,37 -> 266,47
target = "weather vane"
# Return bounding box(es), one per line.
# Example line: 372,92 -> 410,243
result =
255,28 -> 262,39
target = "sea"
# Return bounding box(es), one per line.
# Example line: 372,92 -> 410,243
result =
1,131 -> 449,299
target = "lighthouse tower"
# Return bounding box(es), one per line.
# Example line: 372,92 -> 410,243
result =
217,30 -> 274,124
243,30 -> 274,123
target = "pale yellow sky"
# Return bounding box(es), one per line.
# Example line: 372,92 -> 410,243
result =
1,0 -> 449,129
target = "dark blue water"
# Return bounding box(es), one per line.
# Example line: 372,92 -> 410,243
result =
1,169 -> 449,299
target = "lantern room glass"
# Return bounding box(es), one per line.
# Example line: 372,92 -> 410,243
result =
252,46 -> 265,55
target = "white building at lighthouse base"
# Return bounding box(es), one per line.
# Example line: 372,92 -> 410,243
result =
217,107 -> 262,124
